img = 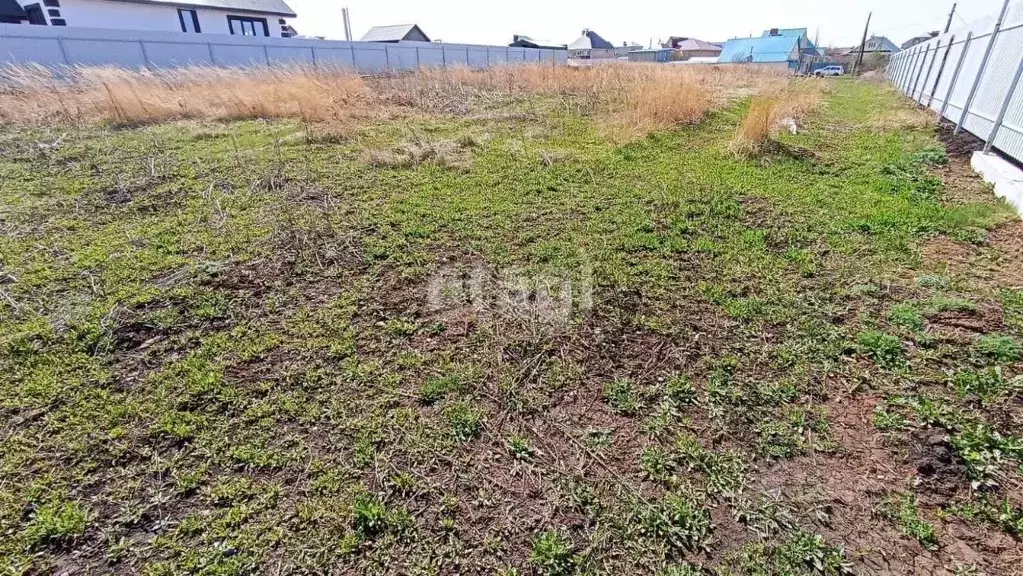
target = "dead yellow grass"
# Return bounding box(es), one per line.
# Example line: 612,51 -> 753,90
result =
730,80 -> 824,155
0,62 -> 791,140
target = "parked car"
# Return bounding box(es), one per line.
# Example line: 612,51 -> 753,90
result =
814,65 -> 845,77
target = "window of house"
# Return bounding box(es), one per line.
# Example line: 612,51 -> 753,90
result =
24,4 -> 47,25
227,16 -> 269,37
178,9 -> 200,33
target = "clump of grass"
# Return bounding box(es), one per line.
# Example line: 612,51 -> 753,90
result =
352,492 -> 388,537
419,374 -> 463,404
975,334 -> 1022,362
857,330 -> 905,369
26,500 -> 90,547
530,529 -> 576,576
878,492 -> 938,550
0,62 -> 787,140
444,401 -> 484,441
507,435 -> 535,460
604,378 -> 642,415
730,82 -> 822,155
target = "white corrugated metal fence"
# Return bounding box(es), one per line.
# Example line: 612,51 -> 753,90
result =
886,0 -> 1023,163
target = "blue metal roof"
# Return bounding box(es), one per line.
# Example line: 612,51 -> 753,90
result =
718,35 -> 799,64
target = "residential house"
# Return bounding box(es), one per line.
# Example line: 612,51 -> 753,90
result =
902,32 -> 938,50
7,0 -> 297,36
663,37 -> 721,60
717,27 -> 821,71
568,28 -> 614,59
359,23 -> 430,43
845,35 -> 899,56
1,0 -> 28,23
509,34 -> 566,50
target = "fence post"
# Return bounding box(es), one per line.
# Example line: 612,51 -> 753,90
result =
466,46 -> 470,67
309,47 -> 316,69
263,44 -> 270,66
911,45 -> 930,99
415,46 -> 420,69
984,51 -> 1023,152
138,40 -> 150,67
55,37 -> 70,65
916,44 -> 932,100
956,0 -> 1012,135
940,32 -> 972,119
927,36 -> 955,108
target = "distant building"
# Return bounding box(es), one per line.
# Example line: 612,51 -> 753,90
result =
627,48 -> 673,63
509,35 -> 566,50
663,37 -> 722,60
717,28 -> 819,70
360,23 -> 430,43
902,32 -> 939,50
2,0 -> 297,35
568,29 -> 615,59
0,0 -> 27,24
845,35 -> 899,55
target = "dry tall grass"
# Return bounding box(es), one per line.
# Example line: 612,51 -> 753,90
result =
0,62 -> 791,140
730,80 -> 824,155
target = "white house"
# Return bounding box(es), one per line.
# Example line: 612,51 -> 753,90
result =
10,0 -> 297,37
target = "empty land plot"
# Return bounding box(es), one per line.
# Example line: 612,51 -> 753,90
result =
1,66 -> 1022,575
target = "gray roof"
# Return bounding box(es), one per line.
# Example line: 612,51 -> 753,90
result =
568,30 -> 614,51
0,0 -> 27,19
360,24 -> 430,42
107,0 -> 296,17
675,38 -> 721,52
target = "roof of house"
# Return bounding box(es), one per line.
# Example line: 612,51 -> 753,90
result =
568,30 -> 614,51
0,0 -> 27,18
764,28 -> 808,38
510,35 -> 566,49
675,38 -> 721,52
718,35 -> 800,64
108,0 -> 296,17
359,23 -> 430,43
849,35 -> 900,54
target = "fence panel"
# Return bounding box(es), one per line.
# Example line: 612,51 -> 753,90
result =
0,23 -> 563,74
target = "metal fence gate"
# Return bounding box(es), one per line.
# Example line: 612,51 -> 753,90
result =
885,0 -> 1023,163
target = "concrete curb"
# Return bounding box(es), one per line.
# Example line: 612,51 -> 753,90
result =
971,151 -> 1023,218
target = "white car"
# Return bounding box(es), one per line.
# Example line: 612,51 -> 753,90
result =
814,65 -> 845,77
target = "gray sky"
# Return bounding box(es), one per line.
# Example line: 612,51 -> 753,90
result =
288,0 -> 1007,48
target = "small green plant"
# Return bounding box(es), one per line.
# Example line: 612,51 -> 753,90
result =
604,378 -> 642,416
915,274 -> 951,290
640,445 -> 675,481
872,405 -> 912,431
952,367 -> 1021,404
352,492 -> 388,536
529,529 -> 575,576
445,401 -> 484,441
638,490 -> 714,552
659,562 -> 707,576
507,435 -> 535,460
26,500 -> 90,546
975,334 -> 1022,362
879,492 -> 938,549
419,374 -> 462,404
857,330 -> 905,369
889,304 -> 924,331
384,318 -> 418,337
664,374 -> 698,404
913,146 -> 949,166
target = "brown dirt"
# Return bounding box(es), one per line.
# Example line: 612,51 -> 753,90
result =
937,122 -> 986,161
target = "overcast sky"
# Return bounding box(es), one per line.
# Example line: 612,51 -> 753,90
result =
286,0 -> 1007,48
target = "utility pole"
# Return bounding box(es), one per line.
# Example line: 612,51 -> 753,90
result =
342,7 -> 352,41
944,3 -> 957,34
855,11 -> 872,74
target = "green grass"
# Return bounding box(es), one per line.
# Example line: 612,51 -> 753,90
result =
1,79 -> 1021,574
